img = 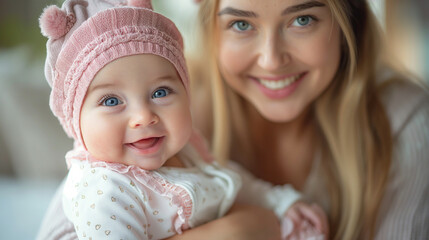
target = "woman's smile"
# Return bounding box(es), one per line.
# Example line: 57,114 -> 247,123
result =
256,72 -> 305,90
250,72 -> 306,99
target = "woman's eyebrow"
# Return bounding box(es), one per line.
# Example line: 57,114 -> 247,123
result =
282,1 -> 326,15
217,7 -> 258,18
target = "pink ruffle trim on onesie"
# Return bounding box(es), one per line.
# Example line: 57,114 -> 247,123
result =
90,160 -> 193,233
66,147 -> 193,234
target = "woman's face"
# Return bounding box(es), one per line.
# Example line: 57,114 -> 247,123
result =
216,0 -> 342,122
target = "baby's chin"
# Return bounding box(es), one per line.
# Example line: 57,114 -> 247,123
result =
123,155 -> 170,170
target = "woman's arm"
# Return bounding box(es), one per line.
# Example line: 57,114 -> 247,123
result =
168,204 -> 282,240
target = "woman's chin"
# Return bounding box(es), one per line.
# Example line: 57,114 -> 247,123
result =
257,108 -> 301,123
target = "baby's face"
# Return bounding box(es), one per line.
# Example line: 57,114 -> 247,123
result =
80,54 -> 192,170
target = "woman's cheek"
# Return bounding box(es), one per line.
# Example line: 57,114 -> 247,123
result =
218,37 -> 251,76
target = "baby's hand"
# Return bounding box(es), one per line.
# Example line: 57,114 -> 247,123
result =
281,202 -> 329,240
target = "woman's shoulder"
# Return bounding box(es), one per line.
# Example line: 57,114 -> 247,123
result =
378,77 -> 429,137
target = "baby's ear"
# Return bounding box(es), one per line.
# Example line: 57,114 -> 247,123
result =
39,5 -> 76,39
128,0 -> 152,9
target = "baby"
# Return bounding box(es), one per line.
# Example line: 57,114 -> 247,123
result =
39,0 -> 327,239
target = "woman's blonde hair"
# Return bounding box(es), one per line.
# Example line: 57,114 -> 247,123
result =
193,0 -> 396,239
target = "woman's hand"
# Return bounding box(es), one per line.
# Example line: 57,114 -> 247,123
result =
167,203 -> 282,240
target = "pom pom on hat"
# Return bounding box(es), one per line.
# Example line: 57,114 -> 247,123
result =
40,5 -> 76,39
128,0 -> 152,9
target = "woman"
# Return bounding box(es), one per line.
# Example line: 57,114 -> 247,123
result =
38,0 -> 429,239
184,0 -> 429,239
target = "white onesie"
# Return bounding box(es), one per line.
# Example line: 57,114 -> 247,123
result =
63,143 -> 301,239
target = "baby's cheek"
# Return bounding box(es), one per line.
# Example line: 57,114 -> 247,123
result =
166,105 -> 193,153
81,118 -> 116,161
81,125 -> 100,153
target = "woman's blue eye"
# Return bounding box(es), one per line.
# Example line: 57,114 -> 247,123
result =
152,89 -> 169,98
103,97 -> 120,106
232,21 -> 252,31
292,16 -> 313,27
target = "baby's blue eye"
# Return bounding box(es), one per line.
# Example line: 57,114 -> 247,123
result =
292,16 -> 313,27
152,89 -> 169,98
103,97 -> 120,106
232,21 -> 253,31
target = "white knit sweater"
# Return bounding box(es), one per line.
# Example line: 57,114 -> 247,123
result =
303,80 -> 429,239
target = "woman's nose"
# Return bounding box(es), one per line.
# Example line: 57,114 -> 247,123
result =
257,32 -> 289,71
128,107 -> 159,128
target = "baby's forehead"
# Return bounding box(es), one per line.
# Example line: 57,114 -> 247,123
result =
88,57 -> 182,91
98,54 -> 178,74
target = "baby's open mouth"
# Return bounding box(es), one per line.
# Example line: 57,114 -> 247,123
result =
129,137 -> 162,150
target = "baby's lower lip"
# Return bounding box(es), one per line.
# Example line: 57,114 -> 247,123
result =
126,137 -> 164,155
130,137 -> 159,150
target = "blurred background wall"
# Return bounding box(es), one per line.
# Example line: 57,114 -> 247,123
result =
384,0 -> 429,78
0,0 -> 427,239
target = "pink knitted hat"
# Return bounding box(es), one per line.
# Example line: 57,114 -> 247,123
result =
39,0 -> 189,143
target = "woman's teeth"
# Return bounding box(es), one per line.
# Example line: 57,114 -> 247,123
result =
259,74 -> 300,90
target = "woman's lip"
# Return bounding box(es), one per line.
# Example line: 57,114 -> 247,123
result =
126,137 -> 164,155
252,72 -> 306,99
253,72 -> 305,81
